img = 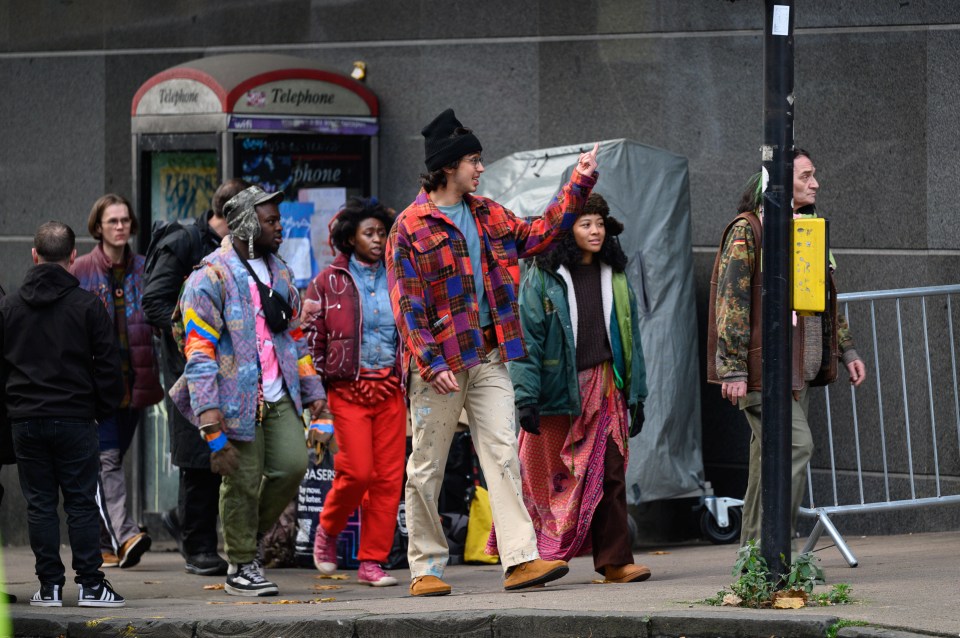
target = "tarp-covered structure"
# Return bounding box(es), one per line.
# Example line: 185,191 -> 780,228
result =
478,138 -> 704,503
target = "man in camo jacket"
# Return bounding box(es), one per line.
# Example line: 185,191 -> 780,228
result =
707,148 -> 866,546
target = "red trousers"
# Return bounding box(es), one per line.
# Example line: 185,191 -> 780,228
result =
320,384 -> 406,563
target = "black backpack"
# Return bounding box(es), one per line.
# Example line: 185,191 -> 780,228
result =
143,219 -> 205,285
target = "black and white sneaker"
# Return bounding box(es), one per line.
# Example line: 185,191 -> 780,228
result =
78,579 -> 125,607
30,582 -> 62,607
225,561 -> 279,597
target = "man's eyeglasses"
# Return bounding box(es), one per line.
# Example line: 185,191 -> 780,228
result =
102,218 -> 132,228
464,156 -> 484,166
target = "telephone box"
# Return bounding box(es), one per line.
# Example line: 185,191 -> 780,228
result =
130,53 -> 379,520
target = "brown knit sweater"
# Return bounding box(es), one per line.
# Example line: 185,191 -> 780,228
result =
570,261 -> 612,371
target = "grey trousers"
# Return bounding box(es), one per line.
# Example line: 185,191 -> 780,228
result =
98,448 -> 140,553
739,387 -> 814,547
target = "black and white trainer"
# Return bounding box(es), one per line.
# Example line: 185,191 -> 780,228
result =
225,561 -> 279,597
78,579 -> 125,607
30,582 -> 62,607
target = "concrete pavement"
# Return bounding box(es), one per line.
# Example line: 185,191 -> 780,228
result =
2,531 -> 958,637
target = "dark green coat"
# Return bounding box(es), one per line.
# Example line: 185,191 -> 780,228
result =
511,263 -> 648,417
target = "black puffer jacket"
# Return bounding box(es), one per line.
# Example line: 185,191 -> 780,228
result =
142,212 -> 223,468
0,264 -> 124,422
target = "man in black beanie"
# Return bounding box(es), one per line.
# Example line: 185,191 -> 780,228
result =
386,108 -> 600,596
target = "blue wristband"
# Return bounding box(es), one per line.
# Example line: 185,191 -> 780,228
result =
309,418 -> 334,435
207,430 -> 227,452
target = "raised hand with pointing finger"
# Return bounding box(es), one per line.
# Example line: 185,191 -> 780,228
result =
576,142 -> 600,177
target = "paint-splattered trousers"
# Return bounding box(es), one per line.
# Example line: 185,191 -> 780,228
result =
406,350 -> 539,578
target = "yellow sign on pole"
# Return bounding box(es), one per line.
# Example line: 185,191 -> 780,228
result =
793,218 -> 828,314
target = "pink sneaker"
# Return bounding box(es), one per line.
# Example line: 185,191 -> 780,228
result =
357,561 -> 398,587
312,524 -> 338,574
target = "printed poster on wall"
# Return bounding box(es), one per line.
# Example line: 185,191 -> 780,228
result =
298,187 -> 347,276
150,151 -> 218,222
278,202 -> 316,288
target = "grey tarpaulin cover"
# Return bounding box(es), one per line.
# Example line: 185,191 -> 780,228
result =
478,138 -> 704,503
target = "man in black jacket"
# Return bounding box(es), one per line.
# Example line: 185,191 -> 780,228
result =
0,283 -> 15,604
142,179 -> 244,576
1,221 -> 125,607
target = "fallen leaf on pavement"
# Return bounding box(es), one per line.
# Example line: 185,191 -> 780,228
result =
203,583 -> 225,590
721,593 -> 742,606
648,551 -> 670,555
773,597 -> 805,609
772,590 -> 808,609
312,584 -> 343,591
316,574 -> 349,580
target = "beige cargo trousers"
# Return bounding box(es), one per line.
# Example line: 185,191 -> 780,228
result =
405,350 -> 539,578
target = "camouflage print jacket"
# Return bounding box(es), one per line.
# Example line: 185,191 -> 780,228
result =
711,214 -> 860,390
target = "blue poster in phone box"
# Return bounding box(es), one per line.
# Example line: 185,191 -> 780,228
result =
278,201 -> 317,288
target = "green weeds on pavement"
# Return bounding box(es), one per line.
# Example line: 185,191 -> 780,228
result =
699,540 -> 854,609
826,619 -> 869,638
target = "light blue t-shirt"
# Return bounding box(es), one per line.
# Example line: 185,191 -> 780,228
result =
437,200 -> 492,328
348,254 -> 397,369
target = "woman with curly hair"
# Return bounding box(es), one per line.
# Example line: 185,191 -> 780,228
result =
300,197 -> 404,587
505,192 -> 651,583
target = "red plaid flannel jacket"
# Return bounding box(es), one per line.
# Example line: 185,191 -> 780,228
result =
386,170 -> 597,382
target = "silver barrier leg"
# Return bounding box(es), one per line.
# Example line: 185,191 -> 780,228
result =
800,516 -> 825,554
803,511 -> 859,568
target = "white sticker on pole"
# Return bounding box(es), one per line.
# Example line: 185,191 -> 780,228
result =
772,5 -> 790,35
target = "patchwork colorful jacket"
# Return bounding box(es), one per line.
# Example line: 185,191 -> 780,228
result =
169,244 -> 325,441
386,170 -> 596,382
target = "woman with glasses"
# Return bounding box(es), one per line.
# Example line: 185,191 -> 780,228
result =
503,193 -> 652,584
300,197 -> 405,587
72,194 -> 163,571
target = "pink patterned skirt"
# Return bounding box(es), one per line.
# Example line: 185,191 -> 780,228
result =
487,362 -> 628,560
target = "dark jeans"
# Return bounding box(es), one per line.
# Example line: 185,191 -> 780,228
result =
591,434 -> 634,573
179,467 -> 222,556
12,418 -> 104,586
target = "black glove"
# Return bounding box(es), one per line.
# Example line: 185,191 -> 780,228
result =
518,405 -> 541,436
628,402 -> 645,438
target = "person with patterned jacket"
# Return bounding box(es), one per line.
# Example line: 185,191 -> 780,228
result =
170,185 -> 326,597
707,148 -> 866,547
386,107 -> 598,597
72,194 -> 164,571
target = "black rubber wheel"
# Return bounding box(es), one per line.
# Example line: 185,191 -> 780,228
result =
699,505 -> 742,545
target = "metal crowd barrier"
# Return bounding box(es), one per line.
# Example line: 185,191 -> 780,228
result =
799,284 -> 960,567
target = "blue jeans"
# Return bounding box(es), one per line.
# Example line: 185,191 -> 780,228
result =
12,418 -> 104,586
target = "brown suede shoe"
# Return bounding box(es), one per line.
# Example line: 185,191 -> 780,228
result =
503,558 -> 569,590
604,563 -> 652,583
409,575 -> 451,597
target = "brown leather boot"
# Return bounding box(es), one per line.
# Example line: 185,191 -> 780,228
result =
604,563 -> 652,583
503,558 -> 569,590
409,575 -> 451,597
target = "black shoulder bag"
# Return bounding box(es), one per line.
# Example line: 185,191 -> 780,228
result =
238,255 -> 293,333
